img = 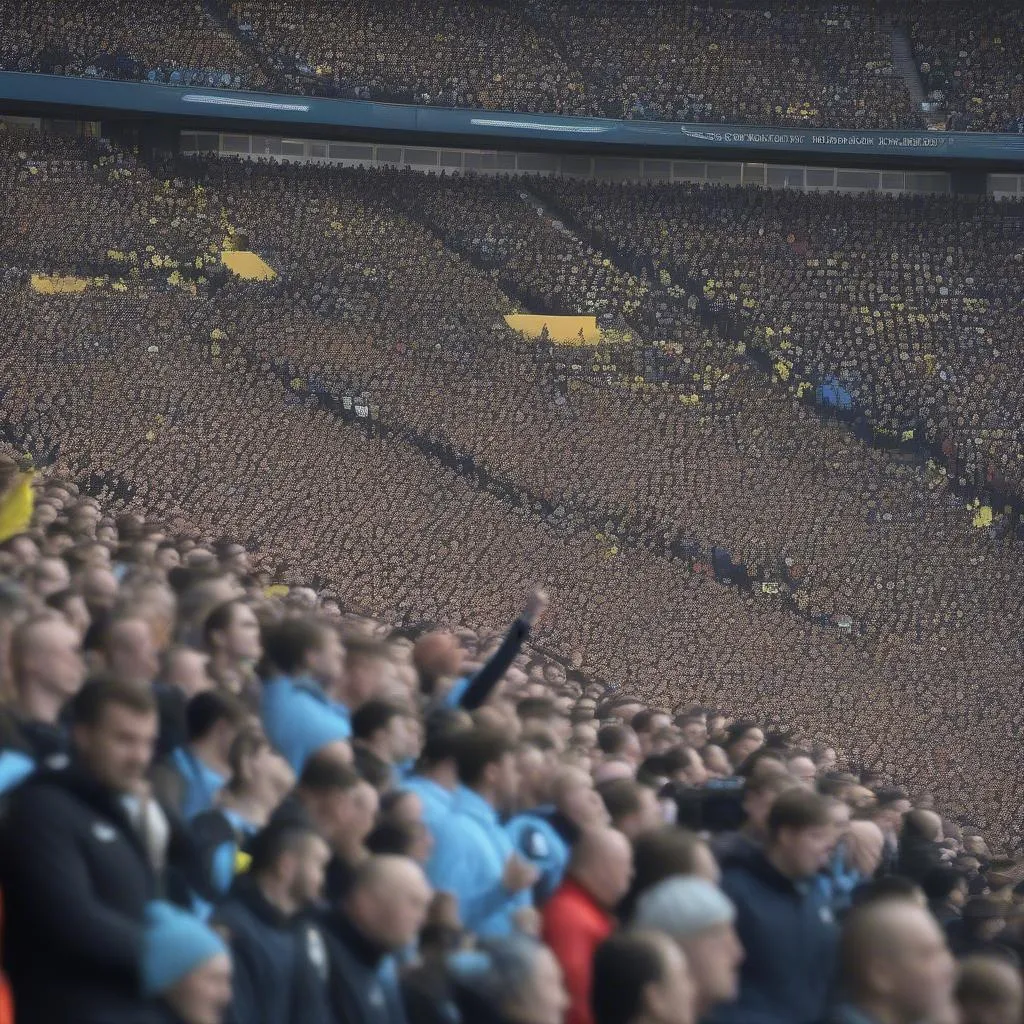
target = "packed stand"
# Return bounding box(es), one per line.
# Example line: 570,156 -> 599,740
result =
0,0 -> 929,130
0,0 -> 261,89
528,175 -> 1024,502
2,121 -> 1024,845
899,0 -> 1024,132
2,470 -> 1024,1024
522,0 -> 918,128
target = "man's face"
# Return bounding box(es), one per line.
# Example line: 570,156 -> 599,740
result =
33,557 -> 70,598
783,825 -> 836,878
788,757 -> 818,788
290,834 -> 331,908
224,604 -> 263,663
307,630 -> 345,689
887,910 -> 956,1022
682,720 -> 707,748
75,704 -> 158,792
29,615 -> 84,696
168,954 -> 233,1024
108,620 -> 159,687
560,771 -> 609,828
682,923 -> 744,1012
647,938 -> 696,1024
493,752 -> 520,811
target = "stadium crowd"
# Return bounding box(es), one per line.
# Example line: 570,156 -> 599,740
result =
2,123 -> 1024,843
1,0 -> 1021,132
2,118 -> 1024,1022
3,460 -> 1024,1024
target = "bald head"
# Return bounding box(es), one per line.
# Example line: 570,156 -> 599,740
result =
845,820 -> 885,877
956,955 -> 1024,1024
80,566 -> 119,613
571,827 -> 634,909
11,614 -> 85,702
413,632 -> 463,686
103,618 -> 159,688
840,899 -> 955,1021
347,855 -> 432,950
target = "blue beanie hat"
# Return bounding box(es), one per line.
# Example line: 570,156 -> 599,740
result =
141,900 -> 229,996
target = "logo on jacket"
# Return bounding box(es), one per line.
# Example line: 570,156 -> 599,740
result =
525,828 -> 550,859
305,926 -> 328,979
820,906 -> 835,925
91,822 -> 117,843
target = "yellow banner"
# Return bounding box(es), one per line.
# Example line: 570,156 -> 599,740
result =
30,274 -> 89,294
220,251 -> 277,281
505,314 -> 601,345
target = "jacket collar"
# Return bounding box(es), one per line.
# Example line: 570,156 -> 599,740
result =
232,875 -> 296,929
327,910 -> 393,970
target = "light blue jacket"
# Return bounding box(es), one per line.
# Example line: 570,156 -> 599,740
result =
262,674 -> 351,774
429,787 -> 530,937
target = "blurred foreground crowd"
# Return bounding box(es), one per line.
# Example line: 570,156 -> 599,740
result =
3,463 -> 1024,1024
0,0 -> 1020,132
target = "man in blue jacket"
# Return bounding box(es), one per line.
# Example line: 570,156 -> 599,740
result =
429,727 -> 539,936
712,788 -> 840,1024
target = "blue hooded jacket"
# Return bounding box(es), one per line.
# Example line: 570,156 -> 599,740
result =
711,846 -> 838,1024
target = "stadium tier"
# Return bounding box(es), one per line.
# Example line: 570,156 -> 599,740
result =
0,0 -> 1021,132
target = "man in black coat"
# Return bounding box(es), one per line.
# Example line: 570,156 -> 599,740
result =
323,854 -> 433,1024
213,819 -> 333,1024
0,678 -> 162,1024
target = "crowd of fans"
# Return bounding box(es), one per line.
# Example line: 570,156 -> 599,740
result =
0,0 -> 1021,133
2,121 -> 1024,853
3,463 -> 1024,1024
897,0 -> 1024,133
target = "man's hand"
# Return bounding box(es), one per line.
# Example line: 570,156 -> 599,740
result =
512,906 -> 541,937
522,588 -> 549,626
503,854 -> 540,894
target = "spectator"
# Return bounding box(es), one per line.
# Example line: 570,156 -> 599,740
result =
621,827 -> 720,923
450,934 -> 569,1024
97,615 -> 161,689
202,599 -> 262,704
142,900 -> 233,1024
351,699 -> 411,792
715,788 -> 839,1024
260,617 -> 351,773
322,855 -> 432,1024
507,764 -> 610,904
212,820 -> 332,1024
955,954 -> 1024,1024
1,612 -> 85,765
592,930 -> 696,1024
598,778 -> 663,841
924,867 -> 970,929
541,827 -> 634,1024
1,679 -> 159,1023
632,877 -> 744,1022
152,690 -> 249,820
430,727 -> 539,937
830,897 -> 956,1024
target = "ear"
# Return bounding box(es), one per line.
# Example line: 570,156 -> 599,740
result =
642,978 -> 668,1021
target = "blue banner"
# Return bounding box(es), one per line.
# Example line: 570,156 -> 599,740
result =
2,72 -> 1023,166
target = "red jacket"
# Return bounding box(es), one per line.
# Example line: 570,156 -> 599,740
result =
541,878 -> 614,1024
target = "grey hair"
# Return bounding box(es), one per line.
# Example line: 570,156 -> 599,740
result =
448,934 -> 546,1011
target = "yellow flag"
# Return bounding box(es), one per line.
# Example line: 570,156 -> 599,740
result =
0,472 -> 34,542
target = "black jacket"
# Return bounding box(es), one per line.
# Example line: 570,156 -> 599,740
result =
213,878 -> 332,1024
0,765 -> 160,1024
322,912 -> 408,1024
